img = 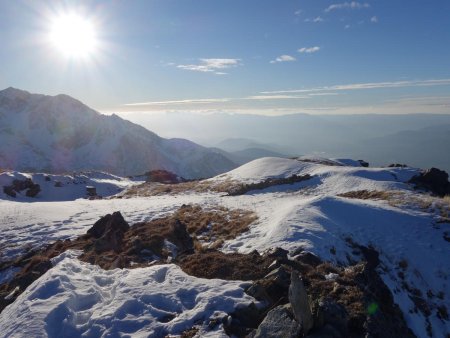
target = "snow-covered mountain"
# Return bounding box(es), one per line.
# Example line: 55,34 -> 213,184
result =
0,87 -> 236,178
0,156 -> 449,337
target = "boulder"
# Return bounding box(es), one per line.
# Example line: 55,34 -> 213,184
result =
289,271 -> 314,333
253,305 -> 301,338
87,212 -> 130,253
87,212 -> 129,238
409,167 -> 450,197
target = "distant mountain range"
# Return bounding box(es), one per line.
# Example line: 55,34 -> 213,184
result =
0,88 -> 236,178
121,111 -> 450,172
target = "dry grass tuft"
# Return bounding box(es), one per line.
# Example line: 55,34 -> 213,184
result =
179,249 -> 272,281
173,204 -> 258,243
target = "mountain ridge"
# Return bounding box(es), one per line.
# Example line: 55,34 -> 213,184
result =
0,87 -> 237,178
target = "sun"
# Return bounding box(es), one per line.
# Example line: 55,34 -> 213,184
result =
49,13 -> 98,59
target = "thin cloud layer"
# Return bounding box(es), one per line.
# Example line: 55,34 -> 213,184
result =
325,2 -> 370,12
270,55 -> 296,63
176,58 -> 241,74
261,79 -> 450,94
298,46 -> 321,54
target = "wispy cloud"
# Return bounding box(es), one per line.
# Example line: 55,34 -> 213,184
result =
370,16 -> 378,23
245,95 -> 308,100
304,16 -> 324,23
176,58 -> 241,74
124,98 -> 231,106
325,2 -> 370,12
308,92 -> 340,96
298,46 -> 321,54
270,55 -> 296,63
294,9 -> 302,16
261,79 -> 450,94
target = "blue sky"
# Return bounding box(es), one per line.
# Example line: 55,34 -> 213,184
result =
1,0 -> 450,115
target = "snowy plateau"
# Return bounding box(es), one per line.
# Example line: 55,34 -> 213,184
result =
0,156 -> 449,338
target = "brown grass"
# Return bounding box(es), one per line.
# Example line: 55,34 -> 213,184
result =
178,249 -> 273,281
173,204 -> 258,243
118,174 -> 313,198
339,189 -> 450,221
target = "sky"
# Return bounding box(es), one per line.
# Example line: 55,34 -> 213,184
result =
1,0 -> 450,115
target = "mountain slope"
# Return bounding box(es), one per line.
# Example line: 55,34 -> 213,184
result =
0,157 -> 449,336
0,87 -> 236,178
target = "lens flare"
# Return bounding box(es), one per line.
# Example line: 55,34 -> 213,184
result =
49,13 -> 98,59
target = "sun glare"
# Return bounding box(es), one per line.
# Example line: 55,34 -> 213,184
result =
49,13 -> 97,59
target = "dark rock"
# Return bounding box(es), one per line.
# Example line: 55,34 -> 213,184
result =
358,160 -> 369,167
359,245 -> 379,269
44,176 -> 51,181
3,186 -> 16,197
264,266 -> 290,288
3,178 -> 40,198
317,299 -> 348,336
12,178 -> 34,191
295,251 -> 322,267
54,181 -> 63,187
25,184 -> 40,197
266,247 -> 289,260
224,302 -> 262,337
388,163 -> 408,168
253,305 -> 302,338
87,212 -> 129,238
87,212 -> 130,253
86,186 -> 97,197
306,324 -> 343,338
409,167 -> 450,197
170,219 -> 194,253
289,271 -> 314,333
145,169 -> 185,183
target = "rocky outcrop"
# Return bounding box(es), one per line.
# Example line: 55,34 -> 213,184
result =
2,178 -> 40,198
409,167 -> 450,197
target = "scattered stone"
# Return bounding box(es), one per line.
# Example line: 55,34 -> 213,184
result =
289,271 -> 314,334
358,160 -> 369,167
388,163 -> 408,168
253,305 -> 302,338
86,186 -> 97,197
